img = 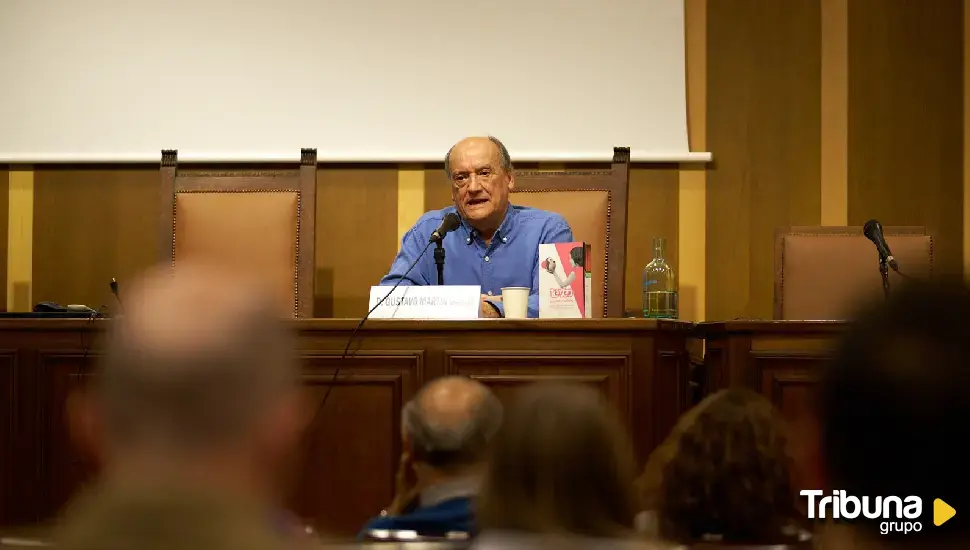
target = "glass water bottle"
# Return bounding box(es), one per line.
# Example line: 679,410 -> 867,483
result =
642,237 -> 678,319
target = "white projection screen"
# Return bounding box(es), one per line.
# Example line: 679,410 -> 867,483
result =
0,0 -> 710,163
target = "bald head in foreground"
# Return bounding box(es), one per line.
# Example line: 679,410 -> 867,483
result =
59,262 -> 305,550
379,136 -> 574,319
94,262 -> 300,472
360,376 -> 502,538
404,376 -> 502,476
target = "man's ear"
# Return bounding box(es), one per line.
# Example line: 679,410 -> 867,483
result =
507,172 -> 515,192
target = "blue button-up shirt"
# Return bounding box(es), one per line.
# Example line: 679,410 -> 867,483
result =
380,205 -> 574,318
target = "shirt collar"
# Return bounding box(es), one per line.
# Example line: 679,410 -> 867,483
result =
461,204 -> 517,244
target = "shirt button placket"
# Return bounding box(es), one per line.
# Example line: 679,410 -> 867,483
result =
482,249 -> 492,293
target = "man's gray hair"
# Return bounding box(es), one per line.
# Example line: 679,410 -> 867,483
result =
402,380 -> 503,469
444,136 -> 513,176
98,297 -> 297,450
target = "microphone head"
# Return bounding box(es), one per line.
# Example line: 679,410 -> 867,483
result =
429,212 -> 463,244
443,212 -> 461,232
863,219 -> 882,238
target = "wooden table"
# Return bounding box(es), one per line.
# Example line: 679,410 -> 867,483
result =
698,320 -> 845,407
697,320 -> 848,492
0,318 -> 692,536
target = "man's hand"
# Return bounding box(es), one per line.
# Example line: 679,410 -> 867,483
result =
480,295 -> 502,318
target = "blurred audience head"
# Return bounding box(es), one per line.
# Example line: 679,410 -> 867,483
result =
74,261 -> 302,497
476,382 -> 638,539
403,375 -> 503,479
820,278 -> 970,545
637,388 -> 799,544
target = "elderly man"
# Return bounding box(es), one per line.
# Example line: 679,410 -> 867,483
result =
360,376 -> 503,538
58,262 -> 306,550
380,136 -> 573,318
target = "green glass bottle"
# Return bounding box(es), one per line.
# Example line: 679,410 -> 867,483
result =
642,237 -> 678,319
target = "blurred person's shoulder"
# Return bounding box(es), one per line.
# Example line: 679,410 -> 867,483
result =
54,481 -> 294,550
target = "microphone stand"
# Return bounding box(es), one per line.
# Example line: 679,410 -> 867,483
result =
434,241 -> 446,286
879,256 -> 891,299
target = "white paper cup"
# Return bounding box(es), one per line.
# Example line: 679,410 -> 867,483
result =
501,287 -> 530,319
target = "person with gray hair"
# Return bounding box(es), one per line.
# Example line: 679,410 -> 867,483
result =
56,261 -> 309,550
360,375 -> 503,538
379,135 -> 574,319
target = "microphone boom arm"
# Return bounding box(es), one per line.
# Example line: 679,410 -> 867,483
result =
434,241 -> 445,286
879,255 -> 891,299
306,240 -> 437,443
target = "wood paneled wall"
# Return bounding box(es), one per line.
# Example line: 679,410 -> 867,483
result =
846,0 -> 964,274
0,166 -> 7,309
705,0 -> 964,320
5,0 -> 967,320
20,162 -> 680,318
706,0 -> 823,320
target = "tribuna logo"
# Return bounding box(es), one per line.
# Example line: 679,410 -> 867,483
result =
800,490 -> 923,535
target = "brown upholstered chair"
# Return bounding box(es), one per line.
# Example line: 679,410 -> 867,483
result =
159,149 -> 317,318
510,147 -> 630,318
774,226 -> 933,320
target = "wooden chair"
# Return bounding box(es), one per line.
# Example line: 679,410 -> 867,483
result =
159,149 -> 317,318
511,147 -> 631,318
774,225 -> 933,320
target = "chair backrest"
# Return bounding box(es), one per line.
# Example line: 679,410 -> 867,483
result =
510,148 -> 630,318
774,225 -> 933,320
159,149 -> 317,318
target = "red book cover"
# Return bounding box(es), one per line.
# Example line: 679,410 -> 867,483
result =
538,242 -> 591,318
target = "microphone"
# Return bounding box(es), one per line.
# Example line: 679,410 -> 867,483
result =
429,213 -> 461,244
307,225 -> 446,441
109,278 -> 124,311
863,219 -> 899,271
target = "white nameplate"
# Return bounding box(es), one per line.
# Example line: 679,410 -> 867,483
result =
368,285 -> 482,320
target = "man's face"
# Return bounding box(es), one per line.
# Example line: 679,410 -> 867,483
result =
449,139 -> 514,228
